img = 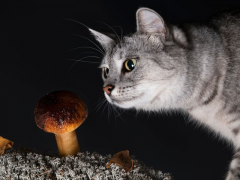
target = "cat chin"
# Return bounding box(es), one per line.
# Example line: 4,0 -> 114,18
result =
104,93 -> 144,109
112,100 -> 136,109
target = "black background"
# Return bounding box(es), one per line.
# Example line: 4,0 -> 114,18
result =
1,1 -> 240,180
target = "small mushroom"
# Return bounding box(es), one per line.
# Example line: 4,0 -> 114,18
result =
0,136 -> 14,155
34,91 -> 88,157
106,150 -> 134,172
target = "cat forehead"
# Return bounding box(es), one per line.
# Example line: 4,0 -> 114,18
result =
118,33 -> 164,54
101,33 -> 164,65
125,33 -> 163,44
110,47 -> 136,62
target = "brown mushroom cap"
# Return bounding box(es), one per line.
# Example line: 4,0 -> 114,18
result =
34,91 -> 88,134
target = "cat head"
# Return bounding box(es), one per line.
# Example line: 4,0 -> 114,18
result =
90,8 -> 187,110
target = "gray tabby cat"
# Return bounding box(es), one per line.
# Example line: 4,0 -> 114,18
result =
89,8 -> 240,180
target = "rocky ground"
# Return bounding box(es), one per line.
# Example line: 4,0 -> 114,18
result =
0,149 -> 172,180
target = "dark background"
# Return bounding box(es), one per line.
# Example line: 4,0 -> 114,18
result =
1,1 -> 240,179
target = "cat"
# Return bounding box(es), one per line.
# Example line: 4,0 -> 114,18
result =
89,7 -> 240,180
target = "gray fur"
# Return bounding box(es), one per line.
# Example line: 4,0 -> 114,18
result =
90,8 -> 240,180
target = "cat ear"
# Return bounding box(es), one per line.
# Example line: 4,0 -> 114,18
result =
89,28 -> 114,50
136,8 -> 167,36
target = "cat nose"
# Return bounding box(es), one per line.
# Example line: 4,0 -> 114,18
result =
103,85 -> 114,95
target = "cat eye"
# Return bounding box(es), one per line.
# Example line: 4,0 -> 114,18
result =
103,67 -> 109,78
124,59 -> 137,72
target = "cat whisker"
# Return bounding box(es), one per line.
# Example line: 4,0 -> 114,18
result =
94,97 -> 107,113
68,56 -> 100,62
68,56 -> 100,70
111,104 -> 130,127
107,102 -> 110,120
97,96 -> 106,105
113,106 -> 124,117
64,18 -> 90,29
96,21 -> 122,47
121,110 -> 137,118
111,104 -> 120,117
69,46 -> 105,56
115,111 -> 118,129
63,18 -> 106,53
109,104 -> 115,126
101,101 -> 109,117
110,104 -> 118,126
113,25 -> 124,45
73,34 -> 105,54
68,59 -> 100,63
75,52 -> 101,58
110,104 -> 120,127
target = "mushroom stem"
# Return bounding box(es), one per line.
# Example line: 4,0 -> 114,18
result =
55,131 -> 80,157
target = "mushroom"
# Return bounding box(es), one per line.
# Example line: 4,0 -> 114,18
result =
34,91 -> 88,157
